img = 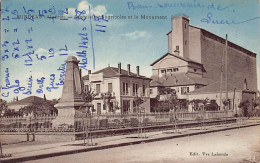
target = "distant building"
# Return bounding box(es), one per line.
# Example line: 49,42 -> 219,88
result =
150,15 -> 257,110
82,63 -> 151,114
7,96 -> 46,111
187,82 -> 256,113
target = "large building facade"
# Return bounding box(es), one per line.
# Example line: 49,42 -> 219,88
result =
150,15 -> 257,109
82,63 -> 151,114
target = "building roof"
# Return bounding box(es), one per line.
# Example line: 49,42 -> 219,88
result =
7,96 -> 49,106
188,81 -> 243,94
82,66 -> 151,80
150,53 -> 202,66
150,73 -> 212,87
200,29 -> 256,57
166,24 -> 256,57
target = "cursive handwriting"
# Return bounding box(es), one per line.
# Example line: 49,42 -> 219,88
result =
2,68 -> 20,90
201,12 -> 260,25
56,63 -> 66,86
36,77 -> 45,93
23,75 -> 33,95
46,74 -> 59,92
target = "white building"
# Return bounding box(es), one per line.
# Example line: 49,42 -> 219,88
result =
82,63 -> 151,114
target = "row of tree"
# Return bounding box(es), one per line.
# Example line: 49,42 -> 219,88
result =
151,88 -> 259,116
0,99 -> 58,117
0,87 -> 259,117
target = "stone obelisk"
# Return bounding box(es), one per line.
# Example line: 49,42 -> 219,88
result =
53,56 -> 85,128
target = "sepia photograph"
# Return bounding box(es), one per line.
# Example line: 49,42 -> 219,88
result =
0,0 -> 260,162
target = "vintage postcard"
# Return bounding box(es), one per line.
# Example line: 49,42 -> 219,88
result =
0,0 -> 259,162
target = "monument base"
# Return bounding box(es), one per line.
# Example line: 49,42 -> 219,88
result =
52,107 -> 76,128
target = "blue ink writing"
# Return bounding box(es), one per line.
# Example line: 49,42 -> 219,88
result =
201,12 -> 260,25
23,75 -> 33,95
56,63 -> 66,86
46,74 -> 58,92
36,77 -> 45,93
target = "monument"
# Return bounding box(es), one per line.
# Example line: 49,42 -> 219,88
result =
53,56 -> 88,128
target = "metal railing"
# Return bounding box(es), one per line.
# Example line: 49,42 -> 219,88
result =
0,111 -> 234,132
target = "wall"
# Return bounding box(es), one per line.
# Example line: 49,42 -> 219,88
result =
188,26 -> 202,63
120,76 -> 151,113
150,87 -> 159,98
152,54 -> 188,77
170,16 -> 190,58
201,31 -> 257,91
188,91 -> 242,111
169,85 -> 195,99
83,77 -> 121,114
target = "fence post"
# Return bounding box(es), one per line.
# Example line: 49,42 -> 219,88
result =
27,132 -> 29,141
32,133 -> 35,141
0,142 -> 2,157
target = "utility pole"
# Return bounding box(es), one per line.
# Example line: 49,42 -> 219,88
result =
225,34 -> 228,125
225,34 -> 228,105
219,49 -> 224,110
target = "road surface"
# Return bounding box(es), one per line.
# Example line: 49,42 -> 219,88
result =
26,125 -> 260,163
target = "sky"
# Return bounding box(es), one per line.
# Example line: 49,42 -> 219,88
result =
0,0 -> 259,102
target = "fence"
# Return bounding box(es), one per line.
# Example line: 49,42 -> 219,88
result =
0,111 -> 234,132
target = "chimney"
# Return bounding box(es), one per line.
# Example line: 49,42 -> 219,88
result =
88,70 -> 91,74
127,64 -> 131,75
136,66 -> 140,76
118,62 -> 121,74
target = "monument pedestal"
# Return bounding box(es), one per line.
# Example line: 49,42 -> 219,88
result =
52,101 -> 85,128
52,107 -> 76,128
52,56 -> 86,128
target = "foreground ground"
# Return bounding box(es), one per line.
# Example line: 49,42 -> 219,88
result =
26,125 -> 260,163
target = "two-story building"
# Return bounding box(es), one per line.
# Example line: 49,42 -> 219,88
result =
82,63 -> 151,114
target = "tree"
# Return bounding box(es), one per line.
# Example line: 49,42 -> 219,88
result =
80,88 -> 96,113
133,96 -> 145,113
189,99 -> 202,111
0,99 -> 8,116
80,89 -> 96,145
101,92 -> 116,113
154,88 -> 179,112
20,101 -> 57,116
238,100 -> 250,117
222,98 -> 231,110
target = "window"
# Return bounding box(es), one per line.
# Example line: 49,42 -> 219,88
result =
181,87 -> 189,95
244,79 -> 248,90
97,103 -> 101,115
108,83 -> 113,93
133,83 -> 138,96
142,85 -> 146,96
161,69 -> 166,73
96,84 -> 100,94
176,46 -> 179,50
133,83 -> 135,95
150,89 -> 153,94
185,40 -> 187,45
103,103 -> 106,110
123,82 -> 125,94
135,84 -> 138,96
85,85 -> 89,92
173,68 -> 179,72
123,82 -> 129,95
167,69 -> 172,72
185,23 -> 187,29
122,100 -> 130,114
194,69 -> 197,72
